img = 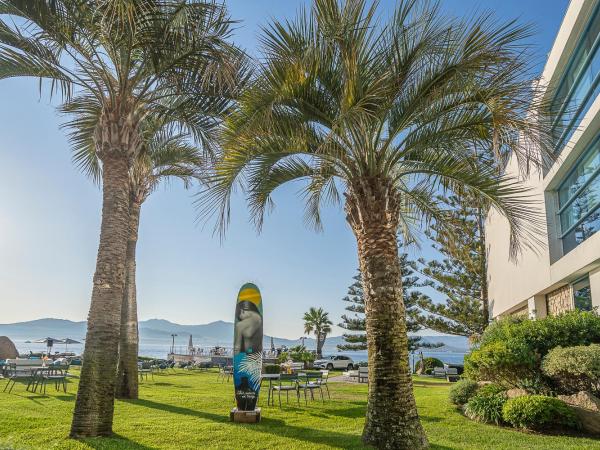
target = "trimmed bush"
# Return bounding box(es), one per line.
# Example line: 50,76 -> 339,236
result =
449,379 -> 479,406
502,395 -> 578,431
418,357 -> 444,375
263,364 -> 281,374
542,344 -> 600,396
465,311 -> 600,387
464,387 -> 507,425
464,340 -> 537,385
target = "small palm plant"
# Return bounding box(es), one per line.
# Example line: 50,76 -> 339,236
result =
0,0 -> 244,437
303,307 -> 333,357
202,1 -> 553,448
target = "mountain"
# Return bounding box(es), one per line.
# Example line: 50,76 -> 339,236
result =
0,318 -> 469,352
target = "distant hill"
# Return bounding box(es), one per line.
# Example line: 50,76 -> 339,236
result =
0,318 -> 469,353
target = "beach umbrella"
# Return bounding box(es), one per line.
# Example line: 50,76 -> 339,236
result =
270,336 -> 275,352
33,337 -> 64,355
188,335 -> 194,354
62,338 -> 81,353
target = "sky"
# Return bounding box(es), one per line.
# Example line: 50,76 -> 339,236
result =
0,0 -> 569,339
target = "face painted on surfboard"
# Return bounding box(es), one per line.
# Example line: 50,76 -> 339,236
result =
234,283 -> 263,411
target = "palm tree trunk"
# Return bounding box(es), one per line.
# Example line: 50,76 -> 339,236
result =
346,182 -> 428,450
116,199 -> 141,399
70,151 -> 131,438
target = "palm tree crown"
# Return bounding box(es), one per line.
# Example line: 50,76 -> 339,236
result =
303,307 -> 333,337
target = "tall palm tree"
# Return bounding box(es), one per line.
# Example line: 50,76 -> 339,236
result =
0,0 -> 244,437
303,307 -> 333,357
201,1 -> 553,448
61,99 -> 221,399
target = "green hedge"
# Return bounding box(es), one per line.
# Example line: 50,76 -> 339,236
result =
464,385 -> 507,425
542,344 -> 600,396
449,379 -> 479,406
465,311 -> 600,389
502,395 -> 578,431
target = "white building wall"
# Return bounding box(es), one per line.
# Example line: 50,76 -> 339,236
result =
487,0 -> 600,317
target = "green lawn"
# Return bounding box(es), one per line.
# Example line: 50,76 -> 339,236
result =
0,368 -> 598,449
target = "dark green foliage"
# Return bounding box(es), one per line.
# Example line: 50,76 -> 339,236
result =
263,365 -> 281,374
465,311 -> 600,388
416,194 -> 489,338
338,255 -> 441,352
502,395 -> 578,430
464,387 -> 507,425
417,357 -> 444,375
278,346 -> 315,365
464,340 -> 537,386
449,379 -> 479,406
542,344 -> 600,395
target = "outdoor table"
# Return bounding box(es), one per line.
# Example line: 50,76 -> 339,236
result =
260,373 -> 280,406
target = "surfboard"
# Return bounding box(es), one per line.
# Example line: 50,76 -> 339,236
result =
233,283 -> 263,411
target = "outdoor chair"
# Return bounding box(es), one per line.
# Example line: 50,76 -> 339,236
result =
298,372 -> 324,404
320,370 -> 331,399
271,374 -> 300,407
218,365 -> 233,382
139,362 -> 154,381
3,363 -> 36,394
358,366 -> 369,383
446,367 -> 460,382
432,367 -> 446,378
32,366 -> 68,394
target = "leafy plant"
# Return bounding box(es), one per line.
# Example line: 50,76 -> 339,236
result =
542,344 -> 600,395
263,364 -> 281,374
449,379 -> 479,406
502,395 -> 578,431
464,340 -> 537,386
464,388 -> 508,425
417,357 -> 444,375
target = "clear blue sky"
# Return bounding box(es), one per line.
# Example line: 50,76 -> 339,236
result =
0,0 -> 568,339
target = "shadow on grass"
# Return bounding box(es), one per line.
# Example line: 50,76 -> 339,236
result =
131,399 -> 362,449
83,433 -> 158,450
152,382 -> 175,387
55,394 -> 76,401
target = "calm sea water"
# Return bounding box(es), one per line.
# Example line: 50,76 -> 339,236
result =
14,340 -> 466,366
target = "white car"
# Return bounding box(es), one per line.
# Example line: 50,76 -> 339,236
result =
313,355 -> 354,370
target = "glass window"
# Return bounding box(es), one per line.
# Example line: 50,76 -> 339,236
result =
573,277 -> 592,311
551,4 -> 600,156
559,139 -> 600,254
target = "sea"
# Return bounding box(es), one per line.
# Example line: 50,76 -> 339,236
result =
13,340 -> 466,366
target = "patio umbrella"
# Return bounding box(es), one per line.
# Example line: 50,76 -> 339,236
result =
270,336 -> 275,352
62,338 -> 81,353
188,335 -> 194,354
33,337 -> 65,356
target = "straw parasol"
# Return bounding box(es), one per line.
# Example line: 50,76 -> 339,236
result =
62,338 -> 81,353
33,337 -> 64,356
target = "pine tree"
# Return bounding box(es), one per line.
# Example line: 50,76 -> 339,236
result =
338,254 -> 435,351
415,193 -> 489,338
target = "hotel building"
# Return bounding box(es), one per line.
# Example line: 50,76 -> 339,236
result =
487,0 -> 600,318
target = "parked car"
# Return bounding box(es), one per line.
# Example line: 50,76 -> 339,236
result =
313,355 -> 354,370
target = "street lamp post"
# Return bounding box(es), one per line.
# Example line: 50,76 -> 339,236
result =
170,334 -> 177,354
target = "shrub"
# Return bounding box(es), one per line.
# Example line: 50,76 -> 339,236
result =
542,344 -> 600,395
466,311 -> 600,386
417,357 -> 444,375
263,364 -> 281,374
502,395 -> 578,430
464,387 -> 507,425
449,379 -> 479,406
464,340 -> 537,385
479,311 -> 600,358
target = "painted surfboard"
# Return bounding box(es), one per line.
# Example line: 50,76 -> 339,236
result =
233,283 -> 263,411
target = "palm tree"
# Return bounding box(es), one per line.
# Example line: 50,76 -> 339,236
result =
303,307 -> 333,357
0,0 -> 244,437
61,99 -> 221,399
201,1 -> 553,447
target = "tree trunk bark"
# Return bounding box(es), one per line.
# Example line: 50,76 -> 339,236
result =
346,180 -> 428,450
116,199 -> 141,399
70,152 -> 131,438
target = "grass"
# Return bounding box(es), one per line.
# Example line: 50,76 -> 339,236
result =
0,368 -> 598,449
